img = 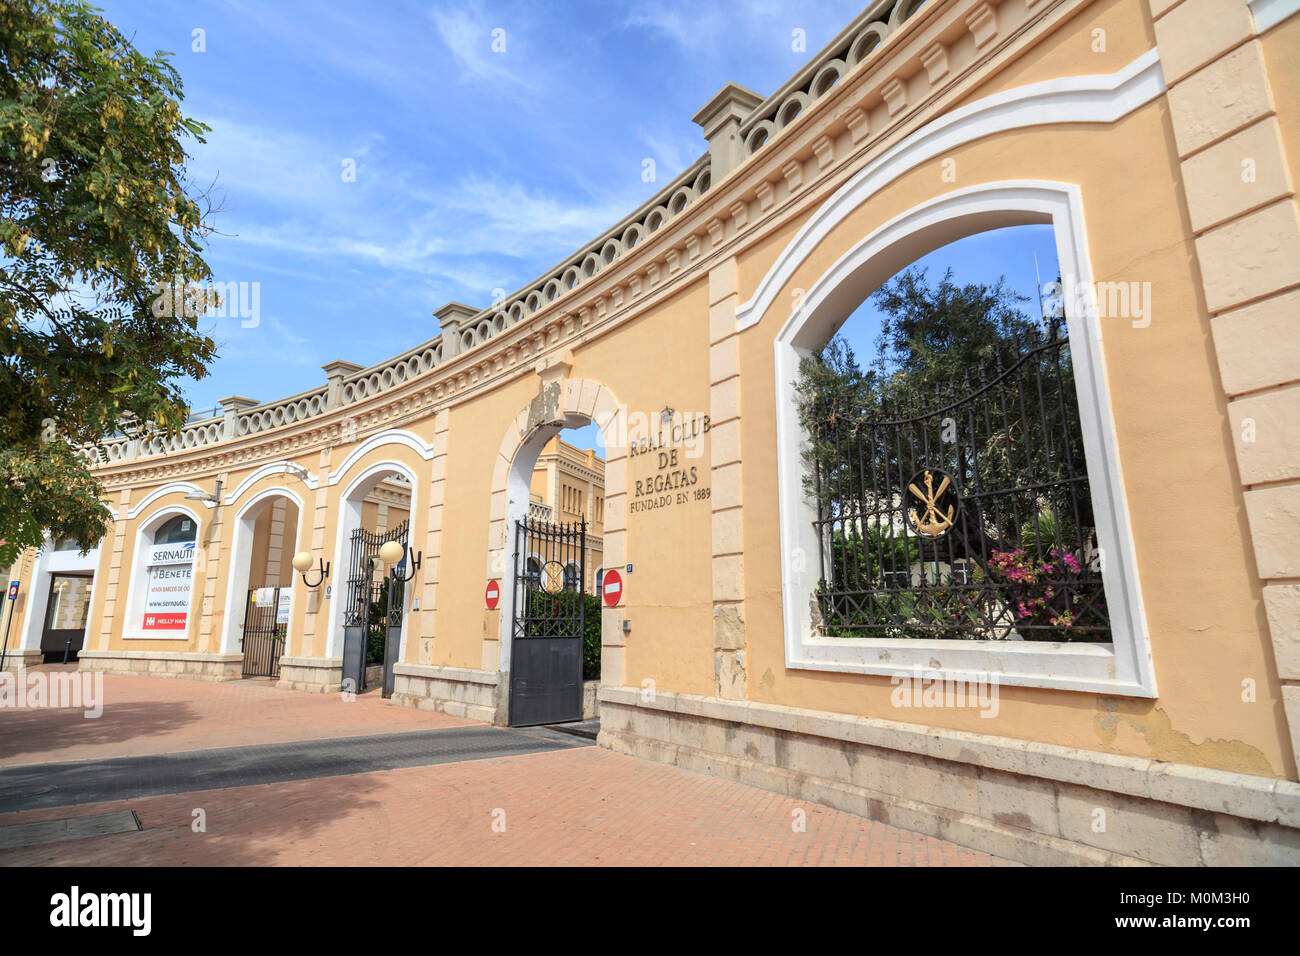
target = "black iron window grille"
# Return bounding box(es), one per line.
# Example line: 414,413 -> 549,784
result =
806,321 -> 1110,642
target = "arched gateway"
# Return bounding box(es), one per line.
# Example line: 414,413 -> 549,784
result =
9,0 -> 1299,865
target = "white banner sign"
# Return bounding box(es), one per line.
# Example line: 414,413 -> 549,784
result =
140,538 -> 196,631
142,562 -> 194,631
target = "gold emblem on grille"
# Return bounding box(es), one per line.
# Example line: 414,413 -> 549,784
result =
541,560 -> 566,594
907,470 -> 956,537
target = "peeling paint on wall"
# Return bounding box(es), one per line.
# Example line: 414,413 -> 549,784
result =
1095,698 -> 1277,778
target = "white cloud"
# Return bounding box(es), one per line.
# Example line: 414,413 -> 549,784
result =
624,0 -> 786,53
428,4 -> 536,90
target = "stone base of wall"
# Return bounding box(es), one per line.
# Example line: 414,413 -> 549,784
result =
77,650 -> 243,682
278,656 -> 342,694
0,649 -> 44,672
598,687 -> 1300,867
390,664 -> 498,723
583,680 -> 600,719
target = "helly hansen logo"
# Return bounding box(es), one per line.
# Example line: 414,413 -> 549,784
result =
49,886 -> 151,936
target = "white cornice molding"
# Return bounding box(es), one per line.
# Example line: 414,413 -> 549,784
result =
120,482 -> 215,520
326,429 -> 436,486
231,485 -> 307,518
735,48 -> 1165,332
224,461 -> 319,506
1249,0 -> 1300,32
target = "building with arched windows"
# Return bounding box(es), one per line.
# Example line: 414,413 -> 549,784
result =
3,0 -> 1300,865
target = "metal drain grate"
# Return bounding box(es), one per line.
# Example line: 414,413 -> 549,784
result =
0,810 -> 142,850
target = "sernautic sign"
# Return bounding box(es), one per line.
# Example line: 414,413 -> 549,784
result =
144,541 -> 197,566
141,540 -> 195,631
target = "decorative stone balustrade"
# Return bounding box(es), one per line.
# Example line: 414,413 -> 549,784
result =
736,0 -> 918,156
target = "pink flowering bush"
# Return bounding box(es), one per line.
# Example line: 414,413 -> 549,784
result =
987,547 -> 1100,642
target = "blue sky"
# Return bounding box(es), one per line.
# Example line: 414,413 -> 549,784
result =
94,1 -> 1055,452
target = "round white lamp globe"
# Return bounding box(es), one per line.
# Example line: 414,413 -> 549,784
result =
378,541 -> 405,566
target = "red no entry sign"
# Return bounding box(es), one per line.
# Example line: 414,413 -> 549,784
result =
602,569 -> 623,608
485,579 -> 501,610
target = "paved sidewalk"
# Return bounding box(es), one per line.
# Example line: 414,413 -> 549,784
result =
0,671 -> 1018,865
0,669 -> 470,767
0,746 -> 1017,866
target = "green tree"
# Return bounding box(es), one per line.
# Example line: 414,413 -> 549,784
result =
868,266 -> 1039,401
0,0 -> 218,566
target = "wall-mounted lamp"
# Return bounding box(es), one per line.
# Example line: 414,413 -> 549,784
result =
378,541 -> 421,583
292,551 -> 330,588
185,479 -> 224,505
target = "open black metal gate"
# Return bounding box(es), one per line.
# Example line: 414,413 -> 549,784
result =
341,520 -> 408,694
241,587 -> 286,678
509,517 -> 585,726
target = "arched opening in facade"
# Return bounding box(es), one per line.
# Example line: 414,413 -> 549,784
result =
328,463 -> 418,696
219,490 -> 302,677
805,222 -> 1098,631
495,394 -> 617,727
766,182 -> 1152,697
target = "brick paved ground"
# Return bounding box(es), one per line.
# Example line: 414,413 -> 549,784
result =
0,747 -> 1015,866
0,666 -> 470,767
0,670 -> 1017,865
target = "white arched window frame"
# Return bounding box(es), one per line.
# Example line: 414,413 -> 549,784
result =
122,507 -> 203,641
753,181 -> 1155,698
